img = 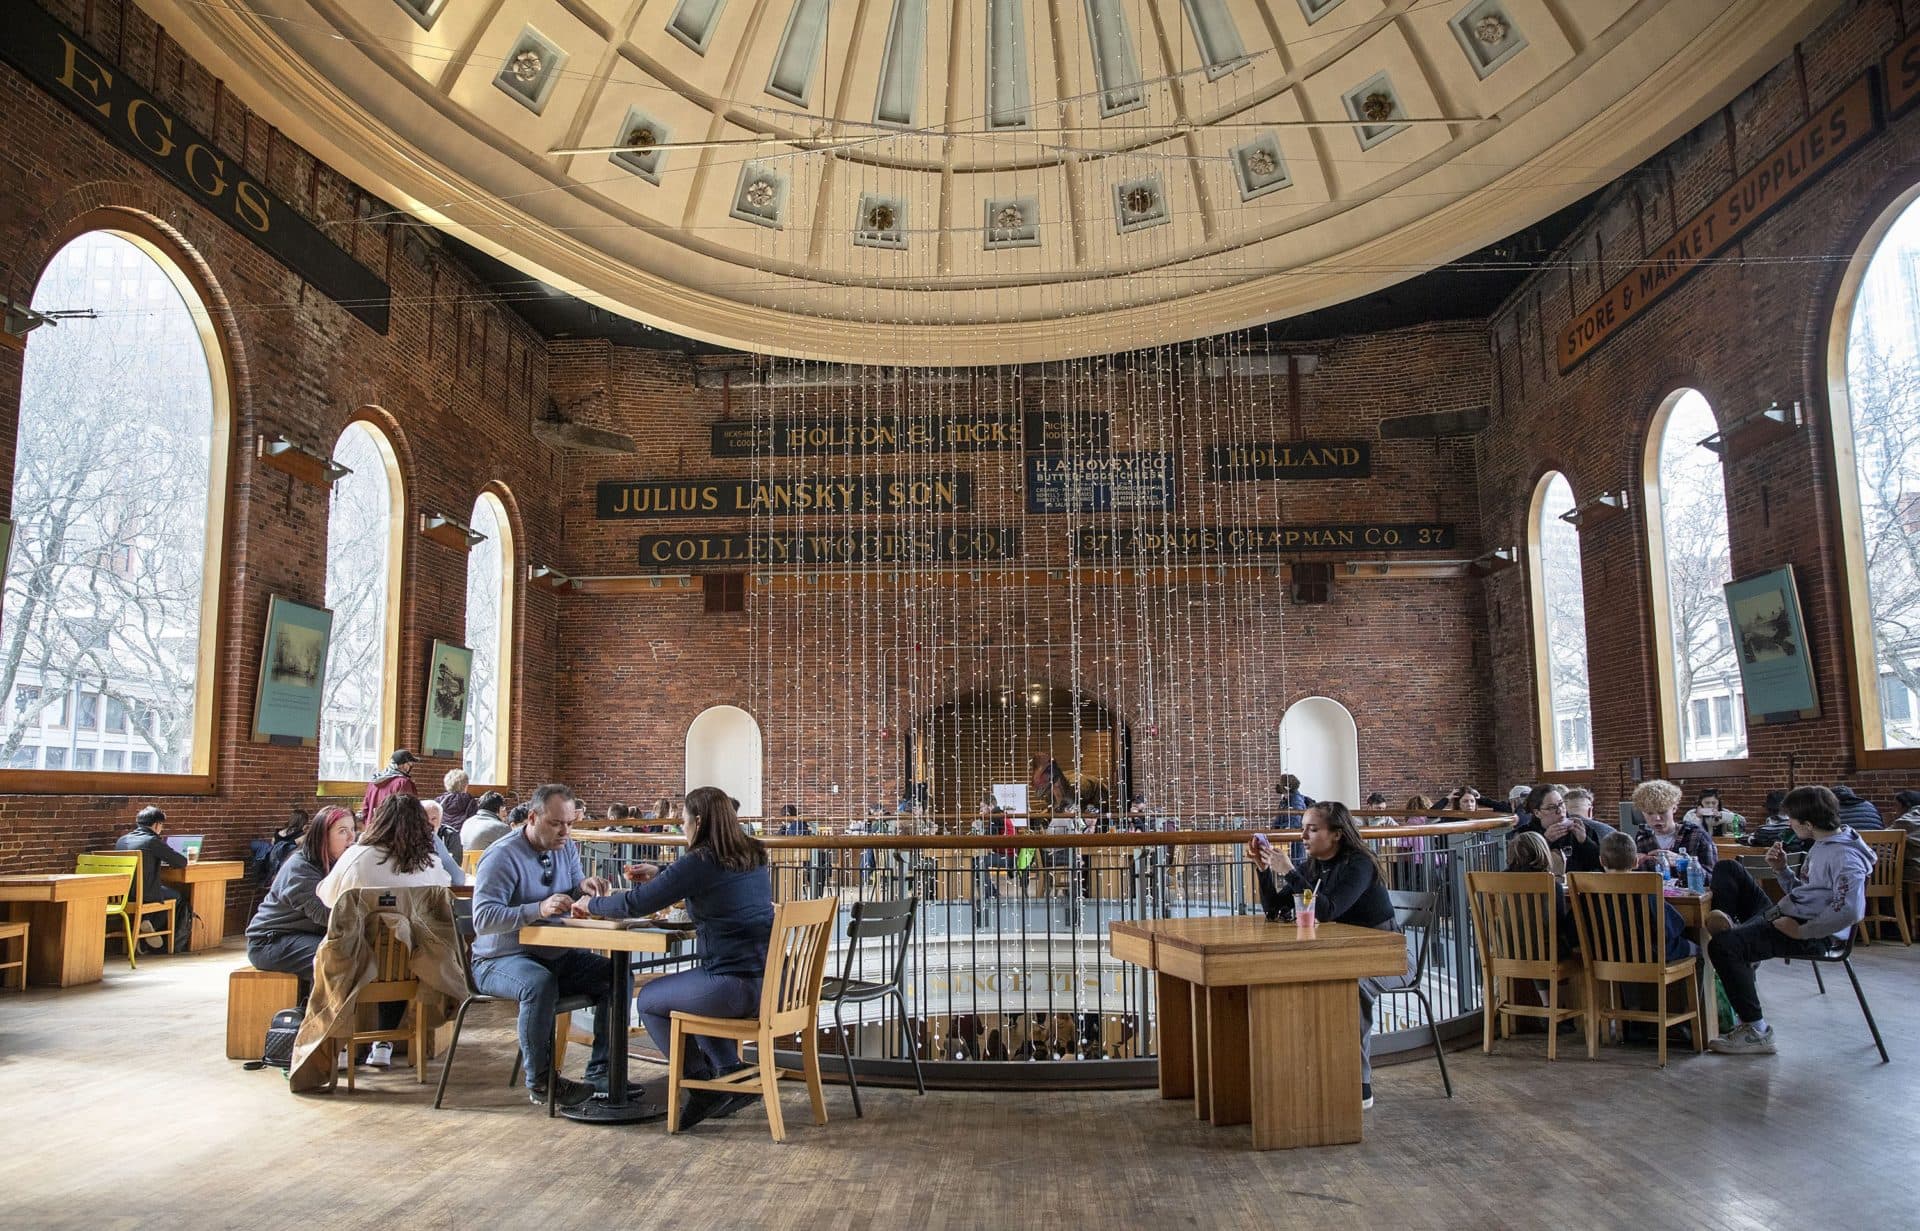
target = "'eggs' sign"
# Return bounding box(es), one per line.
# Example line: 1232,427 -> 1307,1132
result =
3,4 -> 390,332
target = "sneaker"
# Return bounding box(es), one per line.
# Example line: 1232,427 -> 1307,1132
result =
1707,1022 -> 1776,1055
675,1089 -> 733,1131
529,1075 -> 594,1107
362,1042 -> 393,1069
1360,1083 -> 1374,1110
1705,910 -> 1735,937
711,1091 -> 758,1120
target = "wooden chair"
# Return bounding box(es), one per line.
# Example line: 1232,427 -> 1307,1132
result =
668,896 -> 837,1141
1466,871 -> 1586,1060
0,920 -> 28,990
76,854 -> 169,969
332,912 -> 430,1091
1566,873 -> 1702,1067
460,847 -> 484,878
88,851 -> 179,960
1856,830 -> 1909,946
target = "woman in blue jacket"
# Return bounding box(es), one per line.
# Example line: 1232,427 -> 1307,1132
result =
577,786 -> 775,1127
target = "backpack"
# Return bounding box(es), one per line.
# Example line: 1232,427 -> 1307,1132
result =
243,1007 -> 304,1072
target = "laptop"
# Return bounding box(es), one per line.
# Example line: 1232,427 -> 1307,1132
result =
166,834 -> 205,863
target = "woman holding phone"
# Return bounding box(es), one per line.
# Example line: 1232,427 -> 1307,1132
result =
1246,802 -> 1407,1109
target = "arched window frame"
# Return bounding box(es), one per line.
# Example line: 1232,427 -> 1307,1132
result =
1641,388 -> 1745,770
1527,470 -> 1594,773
0,213 -> 234,794
317,415 -> 406,794
464,487 -> 514,788
1825,182 -> 1920,770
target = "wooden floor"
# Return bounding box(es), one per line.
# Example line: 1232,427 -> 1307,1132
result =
1,943 -> 1915,1229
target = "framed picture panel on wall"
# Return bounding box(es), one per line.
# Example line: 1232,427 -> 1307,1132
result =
422,639 -> 473,758
1724,566 -> 1820,724
253,594 -> 334,745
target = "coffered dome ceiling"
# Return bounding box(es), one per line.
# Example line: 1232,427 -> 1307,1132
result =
146,0 -> 1835,362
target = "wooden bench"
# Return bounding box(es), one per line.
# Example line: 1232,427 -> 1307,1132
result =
0,920 -> 28,990
228,967 -> 300,1059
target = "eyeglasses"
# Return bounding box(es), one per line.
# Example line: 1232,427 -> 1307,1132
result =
1538,802 -> 1566,814
538,851 -> 554,888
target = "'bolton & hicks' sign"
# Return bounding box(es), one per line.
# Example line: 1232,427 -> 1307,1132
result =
711,410 -> 1108,457
2,4 -> 391,333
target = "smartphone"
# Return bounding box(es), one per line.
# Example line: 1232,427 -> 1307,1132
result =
1251,832 -> 1271,851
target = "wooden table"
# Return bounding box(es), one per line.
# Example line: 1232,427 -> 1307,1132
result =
1112,916 -> 1410,1149
516,921 -> 688,1124
0,873 -> 125,986
160,861 -> 248,951
1664,888 -> 1719,1043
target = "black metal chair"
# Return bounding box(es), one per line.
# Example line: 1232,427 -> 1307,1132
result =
818,896 -> 925,1117
1374,889 -> 1453,1097
433,931 -> 596,1116
1802,932 -> 1889,1063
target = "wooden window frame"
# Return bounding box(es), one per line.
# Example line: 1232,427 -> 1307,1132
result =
316,417 -> 407,797
1527,471 -> 1593,774
1823,182 -> 1920,772
0,212 -> 235,795
463,488 -> 514,793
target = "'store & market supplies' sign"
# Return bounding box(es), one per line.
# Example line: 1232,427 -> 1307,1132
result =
1559,73 -> 1881,372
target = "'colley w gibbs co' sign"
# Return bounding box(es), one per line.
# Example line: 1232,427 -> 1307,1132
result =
2,3 -> 392,333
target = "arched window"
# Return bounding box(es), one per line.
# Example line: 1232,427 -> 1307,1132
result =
1831,190 -> 1920,757
463,491 -> 513,784
1528,472 -> 1594,771
1645,389 -> 1742,762
319,421 -> 403,785
0,227 -> 230,783
1277,696 -> 1360,807
685,704 -> 764,816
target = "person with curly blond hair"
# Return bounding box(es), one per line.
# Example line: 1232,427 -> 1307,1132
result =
1630,778 -> 1717,871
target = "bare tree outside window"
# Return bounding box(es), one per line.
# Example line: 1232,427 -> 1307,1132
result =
1655,390 -> 1743,759
1842,203 -> 1920,749
463,494 -> 503,783
0,232 -> 215,775
319,423 -> 394,782
1538,474 -> 1594,770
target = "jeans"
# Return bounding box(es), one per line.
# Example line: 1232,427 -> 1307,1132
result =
1706,859 -> 1825,1023
634,968 -> 761,1078
246,932 -> 322,1006
148,883 -> 194,948
474,950 -> 619,1090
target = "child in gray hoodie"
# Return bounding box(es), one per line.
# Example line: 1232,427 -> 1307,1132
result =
1704,785 -> 1876,1055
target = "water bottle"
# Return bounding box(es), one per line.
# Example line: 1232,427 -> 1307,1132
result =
1687,857 -> 1706,893
1670,853 -> 1687,885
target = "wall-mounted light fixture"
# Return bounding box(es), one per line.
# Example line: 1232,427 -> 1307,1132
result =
1699,400 -> 1802,457
1559,490 -> 1629,529
529,564 -> 581,590
420,512 -> 486,550
1467,546 -> 1519,577
258,436 -> 352,486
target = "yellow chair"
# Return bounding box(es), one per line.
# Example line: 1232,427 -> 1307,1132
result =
332,912 -> 431,1091
1857,830 -> 1909,945
77,853 -> 173,968
1567,873 -> 1702,1068
1467,871 -> 1586,1060
668,896 -> 837,1141
0,919 -> 28,989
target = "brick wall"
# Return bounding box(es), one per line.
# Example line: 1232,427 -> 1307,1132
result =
0,0 -> 568,931
1479,0 -> 1920,821
549,325 -> 1499,816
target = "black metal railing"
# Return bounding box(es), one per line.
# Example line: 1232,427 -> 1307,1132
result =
575,820 -> 1510,1088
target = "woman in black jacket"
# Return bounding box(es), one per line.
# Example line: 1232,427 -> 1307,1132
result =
244,805 -> 355,1005
1246,802 -> 1407,1109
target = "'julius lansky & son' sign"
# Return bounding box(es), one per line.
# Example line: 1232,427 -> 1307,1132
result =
3,4 -> 392,333
1558,73 -> 1881,372
597,474 -> 972,518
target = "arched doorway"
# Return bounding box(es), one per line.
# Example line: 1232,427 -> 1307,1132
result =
914,685 -> 1129,824
1277,697 -> 1360,807
685,705 -> 763,817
